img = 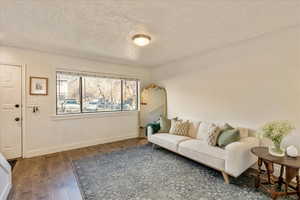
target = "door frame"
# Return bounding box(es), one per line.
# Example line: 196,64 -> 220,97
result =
0,63 -> 26,158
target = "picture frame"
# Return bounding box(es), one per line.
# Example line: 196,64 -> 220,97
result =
30,77 -> 48,95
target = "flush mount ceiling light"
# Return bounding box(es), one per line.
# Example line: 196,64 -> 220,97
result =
132,34 -> 151,46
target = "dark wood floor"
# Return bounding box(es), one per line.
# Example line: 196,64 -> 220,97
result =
8,138 -> 147,200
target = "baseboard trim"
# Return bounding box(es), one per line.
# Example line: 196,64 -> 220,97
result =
0,183 -> 11,200
24,134 -> 138,158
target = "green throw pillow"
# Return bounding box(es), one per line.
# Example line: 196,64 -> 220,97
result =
217,129 -> 240,147
220,123 -> 234,133
158,116 -> 171,133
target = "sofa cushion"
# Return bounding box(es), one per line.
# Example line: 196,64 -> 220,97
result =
178,139 -> 226,170
149,133 -> 191,152
178,139 -> 227,160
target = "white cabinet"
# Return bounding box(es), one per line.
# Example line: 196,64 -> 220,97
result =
0,153 -> 11,200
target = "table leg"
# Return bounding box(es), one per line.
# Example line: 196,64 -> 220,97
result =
264,161 -> 274,184
255,158 -> 263,188
285,181 -> 288,195
285,167 -> 299,196
297,175 -> 300,198
277,165 -> 284,190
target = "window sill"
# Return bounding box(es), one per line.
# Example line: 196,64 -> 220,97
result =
51,110 -> 139,121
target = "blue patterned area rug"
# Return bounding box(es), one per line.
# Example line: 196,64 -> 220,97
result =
72,144 -> 295,200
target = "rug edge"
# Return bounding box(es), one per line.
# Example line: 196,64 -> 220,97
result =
70,159 -> 88,200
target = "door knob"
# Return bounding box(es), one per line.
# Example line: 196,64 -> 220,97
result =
15,117 -> 20,122
15,104 -> 20,108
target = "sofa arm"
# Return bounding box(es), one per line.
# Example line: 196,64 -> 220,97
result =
147,126 -> 154,140
0,153 -> 11,175
225,137 -> 259,177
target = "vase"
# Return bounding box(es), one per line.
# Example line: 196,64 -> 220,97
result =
269,142 -> 285,157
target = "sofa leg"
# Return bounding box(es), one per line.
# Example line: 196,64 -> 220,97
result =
221,171 -> 230,184
152,143 -> 156,151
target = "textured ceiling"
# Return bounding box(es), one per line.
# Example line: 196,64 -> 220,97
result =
1,0 -> 300,67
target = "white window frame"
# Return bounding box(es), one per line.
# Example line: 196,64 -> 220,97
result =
55,71 -> 140,116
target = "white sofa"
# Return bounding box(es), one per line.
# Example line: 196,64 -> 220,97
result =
0,153 -> 11,200
147,121 -> 259,184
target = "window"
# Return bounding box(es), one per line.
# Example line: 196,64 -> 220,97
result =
82,77 -> 122,112
56,72 -> 139,115
56,73 -> 81,114
122,80 -> 138,111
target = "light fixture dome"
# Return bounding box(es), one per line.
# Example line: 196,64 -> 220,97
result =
132,34 -> 151,46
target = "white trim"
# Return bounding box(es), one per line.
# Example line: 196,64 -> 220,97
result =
54,68 -> 141,118
23,134 -> 138,158
51,110 -> 138,121
56,68 -> 140,80
21,64 -> 27,159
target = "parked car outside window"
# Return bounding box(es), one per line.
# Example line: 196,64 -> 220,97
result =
61,99 -> 80,113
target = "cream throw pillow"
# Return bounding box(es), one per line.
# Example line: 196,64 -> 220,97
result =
169,120 -> 190,136
196,122 -> 213,139
188,121 -> 201,138
197,122 -> 221,146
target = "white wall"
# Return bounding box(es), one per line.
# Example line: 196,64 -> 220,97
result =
152,27 -> 300,149
0,46 -> 151,157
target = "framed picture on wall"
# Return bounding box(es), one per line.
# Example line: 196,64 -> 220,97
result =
30,77 -> 48,95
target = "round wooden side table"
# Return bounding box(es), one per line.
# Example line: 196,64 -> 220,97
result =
251,147 -> 300,200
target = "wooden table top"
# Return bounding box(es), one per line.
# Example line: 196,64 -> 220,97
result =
251,147 -> 300,168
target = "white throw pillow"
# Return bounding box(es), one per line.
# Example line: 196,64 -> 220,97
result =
197,122 -> 221,146
196,122 -> 213,139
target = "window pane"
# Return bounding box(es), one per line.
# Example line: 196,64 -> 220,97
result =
82,77 -> 121,112
56,73 -> 81,114
122,80 -> 138,111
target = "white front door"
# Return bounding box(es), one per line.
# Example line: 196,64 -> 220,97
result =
0,64 -> 22,159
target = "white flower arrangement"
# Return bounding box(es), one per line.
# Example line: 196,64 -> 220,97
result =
258,120 -> 295,155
